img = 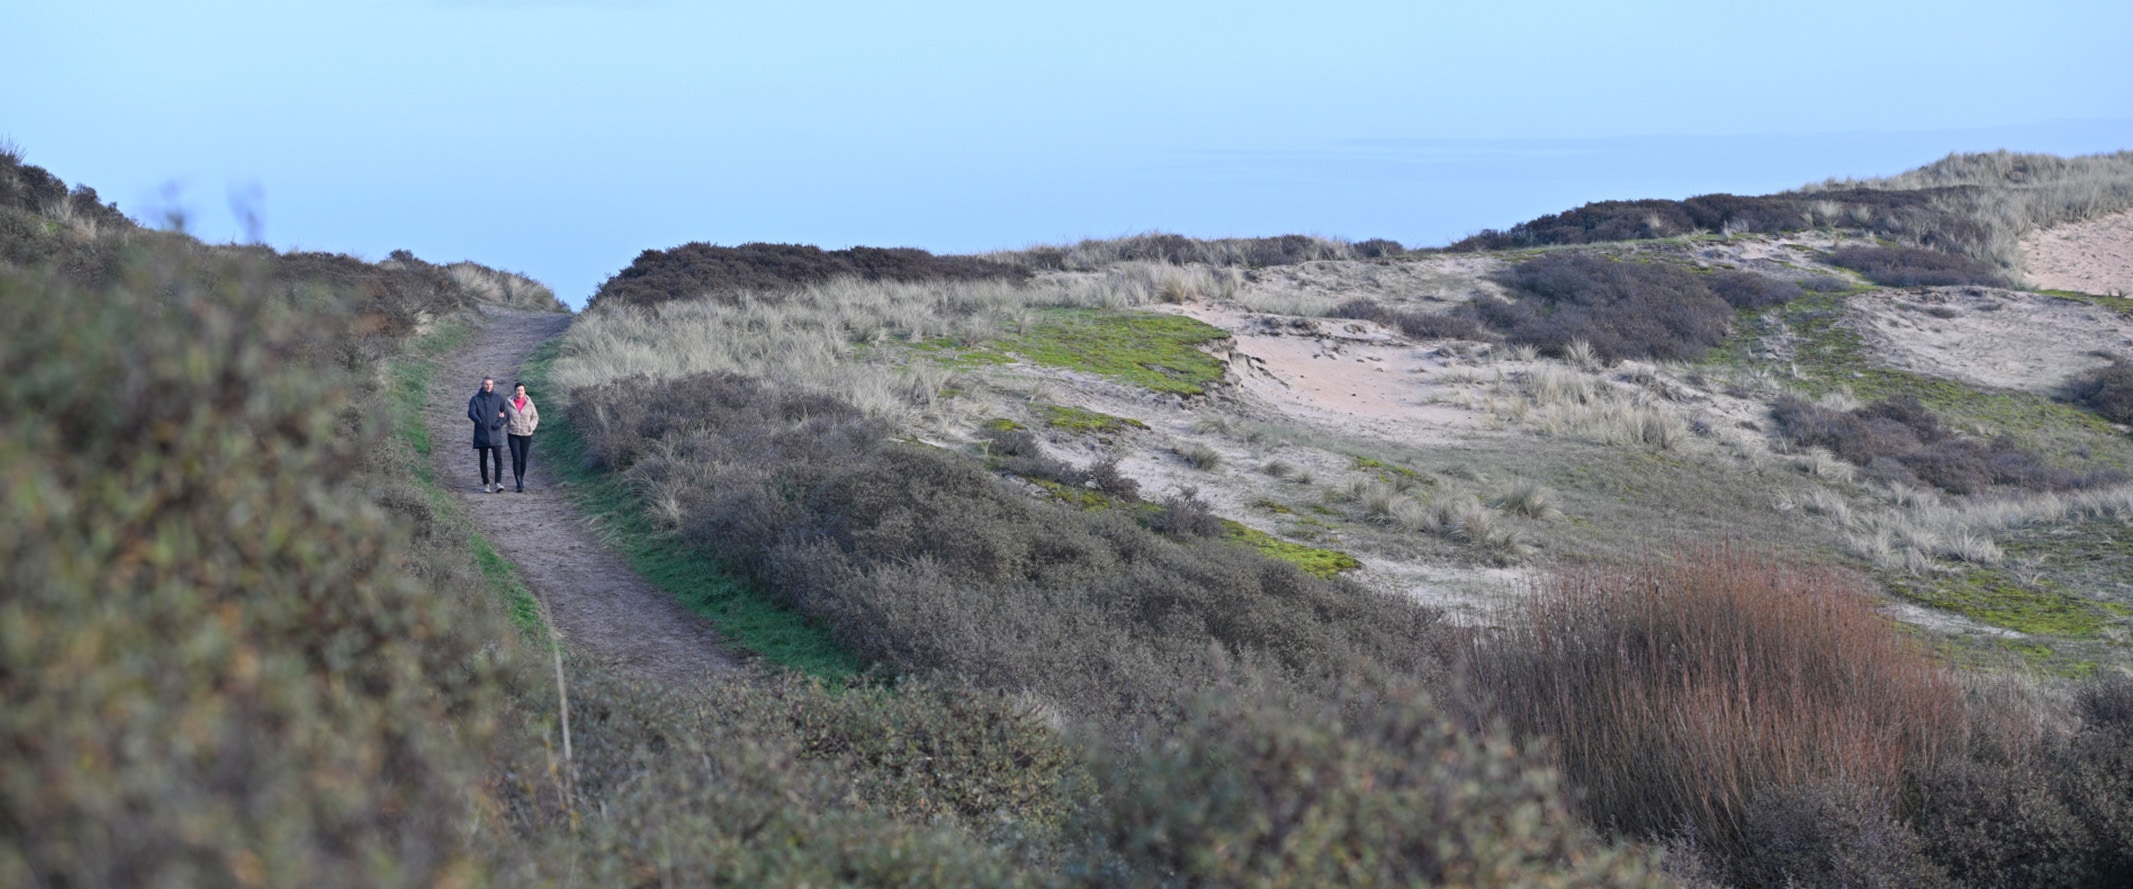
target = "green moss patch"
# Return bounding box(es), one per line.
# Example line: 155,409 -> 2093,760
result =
993,309 -> 1230,395
982,417 -> 1025,432
1044,404 -> 1148,435
1220,520 -> 1361,579
1884,567 -> 2117,637
2038,288 -> 2133,317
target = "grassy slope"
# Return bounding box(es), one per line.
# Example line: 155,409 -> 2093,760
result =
519,340 -> 865,679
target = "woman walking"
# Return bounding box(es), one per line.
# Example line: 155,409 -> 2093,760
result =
504,381 -> 540,493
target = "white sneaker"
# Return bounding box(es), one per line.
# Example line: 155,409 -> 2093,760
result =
483,483 -> 494,493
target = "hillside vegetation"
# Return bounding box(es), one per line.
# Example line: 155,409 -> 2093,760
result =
11,142 -> 2133,888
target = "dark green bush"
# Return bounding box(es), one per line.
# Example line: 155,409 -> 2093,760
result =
1476,253 -> 1735,361
588,241 -> 1029,309
2066,356 -> 2133,424
1083,677 -> 1664,888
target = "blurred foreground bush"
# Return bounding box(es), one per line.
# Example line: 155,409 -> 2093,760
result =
0,256 -> 505,886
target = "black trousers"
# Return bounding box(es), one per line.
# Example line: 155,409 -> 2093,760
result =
507,434 -> 533,485
477,445 -> 504,485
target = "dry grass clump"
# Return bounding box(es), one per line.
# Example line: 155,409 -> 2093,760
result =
587,241 -> 1028,309
443,260 -> 566,312
1492,479 -> 1564,520
1476,547 -> 1966,877
1174,441 -> 1224,471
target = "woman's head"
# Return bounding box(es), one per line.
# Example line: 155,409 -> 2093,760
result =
513,382 -> 527,397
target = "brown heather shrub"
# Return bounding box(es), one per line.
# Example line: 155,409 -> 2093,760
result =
1828,245 -> 2007,288
1474,252 -> 1738,362
993,231 -> 1379,271
1085,676 -> 1665,888
1771,394 -> 2124,494
1329,297 -> 1487,341
2065,355 -> 2133,424
1475,547 -> 1965,874
570,371 -> 1446,730
588,241 -> 1028,309
1448,187 -> 1994,257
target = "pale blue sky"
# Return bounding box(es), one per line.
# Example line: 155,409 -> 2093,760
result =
5,1 -> 2129,306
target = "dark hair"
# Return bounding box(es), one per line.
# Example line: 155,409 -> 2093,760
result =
513,381 -> 527,391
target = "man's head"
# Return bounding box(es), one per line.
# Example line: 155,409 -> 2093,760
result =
481,377 -> 494,392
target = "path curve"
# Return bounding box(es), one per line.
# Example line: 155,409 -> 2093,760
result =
426,305 -> 737,684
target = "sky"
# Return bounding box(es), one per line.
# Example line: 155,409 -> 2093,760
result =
4,0 -> 2129,307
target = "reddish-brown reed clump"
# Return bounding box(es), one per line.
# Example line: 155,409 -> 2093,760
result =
1476,546 -> 1965,858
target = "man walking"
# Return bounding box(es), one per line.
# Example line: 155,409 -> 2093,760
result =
467,376 -> 508,493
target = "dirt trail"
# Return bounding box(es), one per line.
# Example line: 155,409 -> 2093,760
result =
426,306 -> 737,685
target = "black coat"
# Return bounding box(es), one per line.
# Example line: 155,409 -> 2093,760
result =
467,389 -> 508,448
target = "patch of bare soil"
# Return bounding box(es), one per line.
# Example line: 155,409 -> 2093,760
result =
426,306 -> 735,684
2022,208 -> 2133,296
1848,287 -> 2132,394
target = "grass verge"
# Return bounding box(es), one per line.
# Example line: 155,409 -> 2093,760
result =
520,340 -> 864,679
386,317 -> 546,637
1044,404 -> 1148,435
991,309 -> 1229,395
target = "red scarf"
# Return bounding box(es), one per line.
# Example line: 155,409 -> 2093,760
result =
513,395 -> 527,411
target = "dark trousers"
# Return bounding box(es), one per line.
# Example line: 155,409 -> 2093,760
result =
477,445 -> 504,485
507,434 -> 533,486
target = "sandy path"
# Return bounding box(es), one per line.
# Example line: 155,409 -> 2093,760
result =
2022,208 -> 2133,296
427,306 -> 737,685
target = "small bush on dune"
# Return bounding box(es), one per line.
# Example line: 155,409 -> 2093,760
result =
2065,355 -> 2133,424
1087,676 -> 1664,888
1330,297 -> 1485,341
1707,269 -> 1803,309
1476,253 -> 1740,362
1475,547 -> 1964,875
1771,395 -> 2123,494
1829,245 -> 2007,288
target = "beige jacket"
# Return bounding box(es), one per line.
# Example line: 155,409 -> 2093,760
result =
505,395 -> 539,436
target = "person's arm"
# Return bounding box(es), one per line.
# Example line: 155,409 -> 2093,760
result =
468,395 -> 480,425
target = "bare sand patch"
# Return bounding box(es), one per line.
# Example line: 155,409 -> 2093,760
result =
2021,208 -> 2133,296
1849,288 -> 2132,393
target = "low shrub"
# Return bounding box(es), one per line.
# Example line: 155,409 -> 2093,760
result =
570,372 -> 1445,730
1086,677 -> 1664,888
1829,245 -> 2007,288
2065,355 -> 2133,424
1474,547 -> 1964,871
1707,269 -> 1803,309
1771,395 -> 2123,494
1329,297 -> 1485,341
589,241 -> 1028,309
1146,488 -> 1223,539
1475,253 -> 1737,362
996,231 -> 1373,271
0,253 -> 504,886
